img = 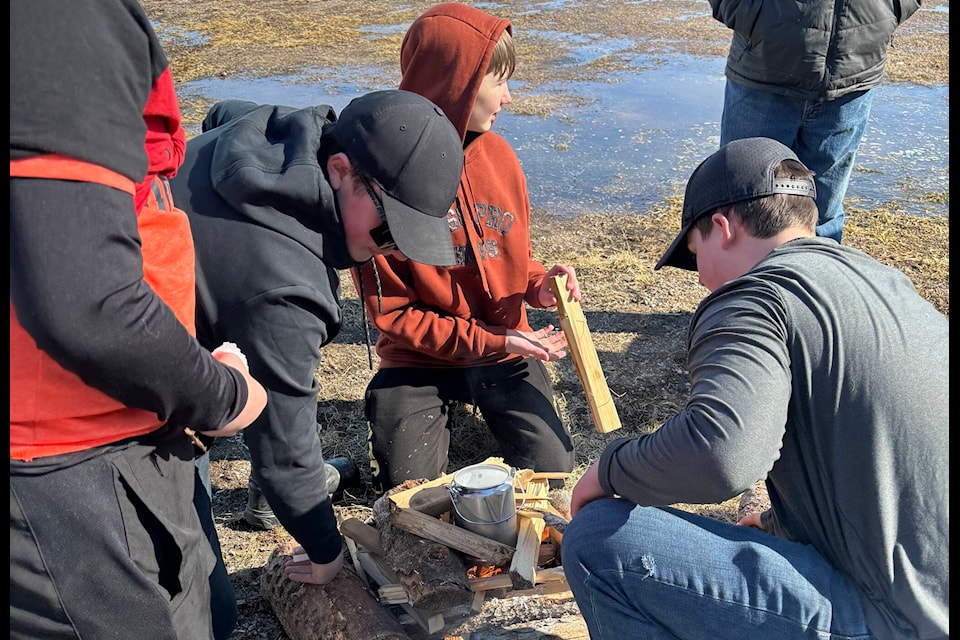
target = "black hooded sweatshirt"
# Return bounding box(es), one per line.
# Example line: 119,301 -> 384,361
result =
170,100 -> 357,564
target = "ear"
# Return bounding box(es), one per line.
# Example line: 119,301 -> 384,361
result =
326,152 -> 352,190
713,208 -> 737,248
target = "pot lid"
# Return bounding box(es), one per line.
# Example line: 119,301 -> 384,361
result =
451,463 -> 512,490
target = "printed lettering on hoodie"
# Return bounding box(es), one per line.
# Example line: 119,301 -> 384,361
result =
448,201 -> 515,265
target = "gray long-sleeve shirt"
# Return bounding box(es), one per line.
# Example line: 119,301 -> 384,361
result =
599,238 -> 948,640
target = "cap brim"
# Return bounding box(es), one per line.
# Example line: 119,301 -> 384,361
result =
380,194 -> 456,267
654,224 -> 698,272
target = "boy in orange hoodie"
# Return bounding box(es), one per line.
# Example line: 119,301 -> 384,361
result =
353,3 -> 580,493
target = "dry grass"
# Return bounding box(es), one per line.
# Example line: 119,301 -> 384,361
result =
141,0 -> 949,636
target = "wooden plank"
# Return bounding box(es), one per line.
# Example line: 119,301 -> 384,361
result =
342,535 -> 366,584
400,604 -> 444,635
549,273 -> 622,433
340,517 -> 385,557
357,551 -> 444,635
469,573 -> 513,592
377,584 -> 410,605
356,550 -> 398,589
508,582 -> 573,599
509,514 -> 545,589
529,471 -> 571,481
470,589 -> 486,613
468,567 -> 568,592
392,507 -> 515,567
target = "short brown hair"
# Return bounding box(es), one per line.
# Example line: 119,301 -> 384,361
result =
487,28 -> 516,79
694,158 -> 818,240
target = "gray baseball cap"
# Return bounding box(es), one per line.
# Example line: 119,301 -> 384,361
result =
327,90 -> 463,266
655,137 -> 816,271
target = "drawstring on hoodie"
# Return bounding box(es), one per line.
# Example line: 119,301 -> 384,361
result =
356,258 -> 384,370
457,177 -> 493,299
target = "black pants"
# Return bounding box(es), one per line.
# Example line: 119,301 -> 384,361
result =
10,435 -> 215,640
195,452 -> 238,640
365,358 -> 574,493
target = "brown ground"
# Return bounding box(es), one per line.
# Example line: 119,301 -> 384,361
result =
141,1 -> 950,638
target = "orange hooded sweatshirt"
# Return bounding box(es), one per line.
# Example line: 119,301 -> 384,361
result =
353,3 -> 547,368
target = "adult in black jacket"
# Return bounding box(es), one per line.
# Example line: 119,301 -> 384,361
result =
169,90 -> 463,592
709,0 -> 921,243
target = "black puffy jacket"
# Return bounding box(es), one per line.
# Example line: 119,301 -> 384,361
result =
709,0 -> 921,100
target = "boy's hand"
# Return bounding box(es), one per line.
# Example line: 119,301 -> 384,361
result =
505,325 -> 568,361
200,343 -> 267,437
285,547 -> 344,585
538,264 -> 581,307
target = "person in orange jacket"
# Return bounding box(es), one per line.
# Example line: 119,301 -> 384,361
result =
353,3 -> 580,494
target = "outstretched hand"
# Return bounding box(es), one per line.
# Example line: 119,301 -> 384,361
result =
505,325 -> 568,362
538,264 -> 581,308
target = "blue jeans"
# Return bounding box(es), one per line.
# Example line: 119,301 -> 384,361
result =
720,81 -> 875,243
563,500 -> 875,640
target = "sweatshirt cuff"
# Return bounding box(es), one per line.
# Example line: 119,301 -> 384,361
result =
301,498 -> 345,564
597,436 -> 635,496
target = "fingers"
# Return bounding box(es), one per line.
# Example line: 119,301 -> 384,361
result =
283,549 -> 345,585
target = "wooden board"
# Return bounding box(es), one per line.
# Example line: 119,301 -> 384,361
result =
549,273 -> 622,433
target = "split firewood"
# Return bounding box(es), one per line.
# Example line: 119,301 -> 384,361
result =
406,485 -> 454,518
341,517 -> 385,557
259,539 -> 409,640
508,513 -> 545,589
392,507 -> 515,566
356,550 -> 445,635
373,480 -> 473,612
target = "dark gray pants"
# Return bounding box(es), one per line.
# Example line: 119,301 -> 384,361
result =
10,433 -> 215,640
365,358 -> 574,493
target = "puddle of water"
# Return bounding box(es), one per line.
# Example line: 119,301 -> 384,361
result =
152,21 -> 207,47
179,55 -> 948,219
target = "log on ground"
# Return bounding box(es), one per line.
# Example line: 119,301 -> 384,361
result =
260,539 -> 409,640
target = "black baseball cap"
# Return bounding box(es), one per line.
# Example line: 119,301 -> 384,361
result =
327,90 -> 463,266
655,137 -> 817,271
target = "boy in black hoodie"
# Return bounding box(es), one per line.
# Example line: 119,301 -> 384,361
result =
169,90 -> 463,601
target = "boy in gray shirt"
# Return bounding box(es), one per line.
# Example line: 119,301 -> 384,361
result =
562,137 -> 948,640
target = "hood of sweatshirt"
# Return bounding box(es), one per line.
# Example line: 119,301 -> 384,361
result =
202,100 -> 355,269
399,4 -> 512,297
399,3 -> 511,142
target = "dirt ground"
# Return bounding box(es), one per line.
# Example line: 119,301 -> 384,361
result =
141,0 -> 950,638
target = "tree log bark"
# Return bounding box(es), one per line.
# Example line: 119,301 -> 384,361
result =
260,539 -> 409,640
373,480 -> 473,612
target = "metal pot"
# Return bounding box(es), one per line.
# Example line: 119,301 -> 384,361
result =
449,463 -> 522,547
